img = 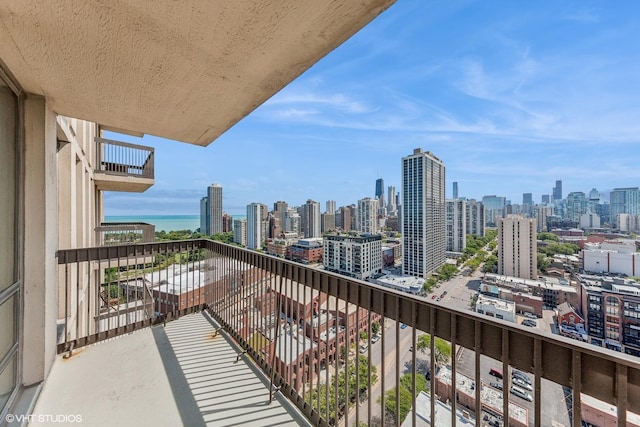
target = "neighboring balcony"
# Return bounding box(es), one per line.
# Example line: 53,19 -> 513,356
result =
37,240 -> 640,427
93,137 -> 154,192
95,222 -> 155,246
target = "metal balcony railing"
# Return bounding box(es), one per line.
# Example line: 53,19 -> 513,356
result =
56,239 -> 640,427
95,222 -> 155,246
95,136 -> 154,179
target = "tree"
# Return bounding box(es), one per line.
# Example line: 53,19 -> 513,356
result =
537,253 -> 551,271
423,276 -> 437,292
537,232 -> 559,241
437,263 -> 457,281
382,374 -> 428,425
416,334 -> 452,365
359,331 -> 368,342
371,321 -> 381,336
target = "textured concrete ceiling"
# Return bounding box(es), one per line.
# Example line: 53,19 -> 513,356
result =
0,0 -> 395,145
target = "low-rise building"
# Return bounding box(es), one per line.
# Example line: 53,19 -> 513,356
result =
372,274 -> 424,295
483,273 -> 580,308
288,238 -> 323,264
475,295 -> 516,322
582,240 -> 640,277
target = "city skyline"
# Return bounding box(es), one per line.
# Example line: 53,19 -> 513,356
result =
103,1 -> 640,215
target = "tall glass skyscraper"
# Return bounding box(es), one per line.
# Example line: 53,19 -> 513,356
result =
401,148 -> 445,278
375,177 -> 385,211
200,183 -> 223,235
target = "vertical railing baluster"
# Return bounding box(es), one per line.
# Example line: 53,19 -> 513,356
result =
616,363 -> 627,427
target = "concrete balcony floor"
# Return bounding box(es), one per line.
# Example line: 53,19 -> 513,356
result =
30,312 -> 309,427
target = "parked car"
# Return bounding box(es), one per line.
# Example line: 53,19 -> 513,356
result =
512,370 -> 532,385
510,385 -> 533,402
371,335 -> 380,344
400,323 -> 407,329
489,368 -> 503,379
359,344 -> 368,354
431,295 -> 437,299
521,319 -> 536,327
512,377 -> 533,391
524,312 -> 537,319
489,382 -> 503,390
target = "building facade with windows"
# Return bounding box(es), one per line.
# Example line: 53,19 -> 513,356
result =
498,215 -> 537,280
402,148 -> 445,278
323,234 -> 383,280
446,199 -> 466,253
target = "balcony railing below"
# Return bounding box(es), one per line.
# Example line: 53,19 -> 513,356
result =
94,137 -> 154,192
54,239 -> 640,427
95,222 -> 155,246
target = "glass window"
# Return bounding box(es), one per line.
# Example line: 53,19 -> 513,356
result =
0,81 -> 17,291
0,355 -> 16,411
0,296 -> 16,359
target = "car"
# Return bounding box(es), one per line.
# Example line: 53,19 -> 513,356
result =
359,344 -> 368,354
512,371 -> 532,385
443,290 -> 448,295
512,377 -> 533,391
510,385 -> 533,402
431,295 -> 437,299
524,312 -> 537,319
436,297 -> 441,302
409,345 -> 413,352
371,335 -> 380,344
489,382 -> 503,390
489,368 -> 503,379
521,319 -> 536,327
440,293 -> 445,298
400,323 -> 407,329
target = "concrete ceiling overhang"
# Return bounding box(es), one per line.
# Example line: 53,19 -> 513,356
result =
0,0 -> 395,146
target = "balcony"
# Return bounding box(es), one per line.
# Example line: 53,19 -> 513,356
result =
94,137 -> 154,192
41,240 -> 640,426
95,222 -> 155,246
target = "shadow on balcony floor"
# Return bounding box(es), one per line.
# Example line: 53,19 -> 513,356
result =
31,313 -> 309,427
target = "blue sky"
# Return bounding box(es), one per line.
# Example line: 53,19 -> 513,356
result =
105,0 -> 640,216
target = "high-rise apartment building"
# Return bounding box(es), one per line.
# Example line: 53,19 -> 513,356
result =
321,212 -> 336,233
274,200 -> 288,231
246,203 -> 262,250
498,215 -> 537,280
199,183 -> 223,235
536,205 -> 553,232
357,197 -> 378,234
301,199 -> 321,238
402,148 -> 445,278
326,200 -> 336,215
465,200 -> 485,237
222,213 -> 233,233
285,208 -> 301,236
233,218 -> 247,246
553,180 -> 563,201
610,187 -> 640,227
453,182 -> 458,199
446,199 -> 466,252
541,194 -> 550,204
566,192 -> 588,222
387,185 -> 397,215
341,205 -> 355,232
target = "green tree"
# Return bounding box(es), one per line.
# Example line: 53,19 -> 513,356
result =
537,253 -> 551,271
423,276 -> 437,292
416,334 -> 452,365
371,321 -> 381,336
382,374 -> 428,425
537,232 -> 559,241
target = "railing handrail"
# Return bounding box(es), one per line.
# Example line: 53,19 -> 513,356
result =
56,238 -> 640,419
95,136 -> 155,153
96,222 -> 155,231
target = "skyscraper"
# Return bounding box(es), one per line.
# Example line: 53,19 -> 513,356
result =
498,215 -> 537,280
402,148 -> 445,278
246,203 -> 262,250
199,183 -> 223,235
326,200 -> 336,214
233,218 -> 247,246
387,185 -> 397,215
357,197 -> 378,234
446,199 -> 466,252
453,182 -> 458,199
553,180 -> 563,201
375,177 -> 385,214
465,200 -> 485,237
610,187 -> 640,227
301,199 -> 321,238
522,193 -> 533,216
